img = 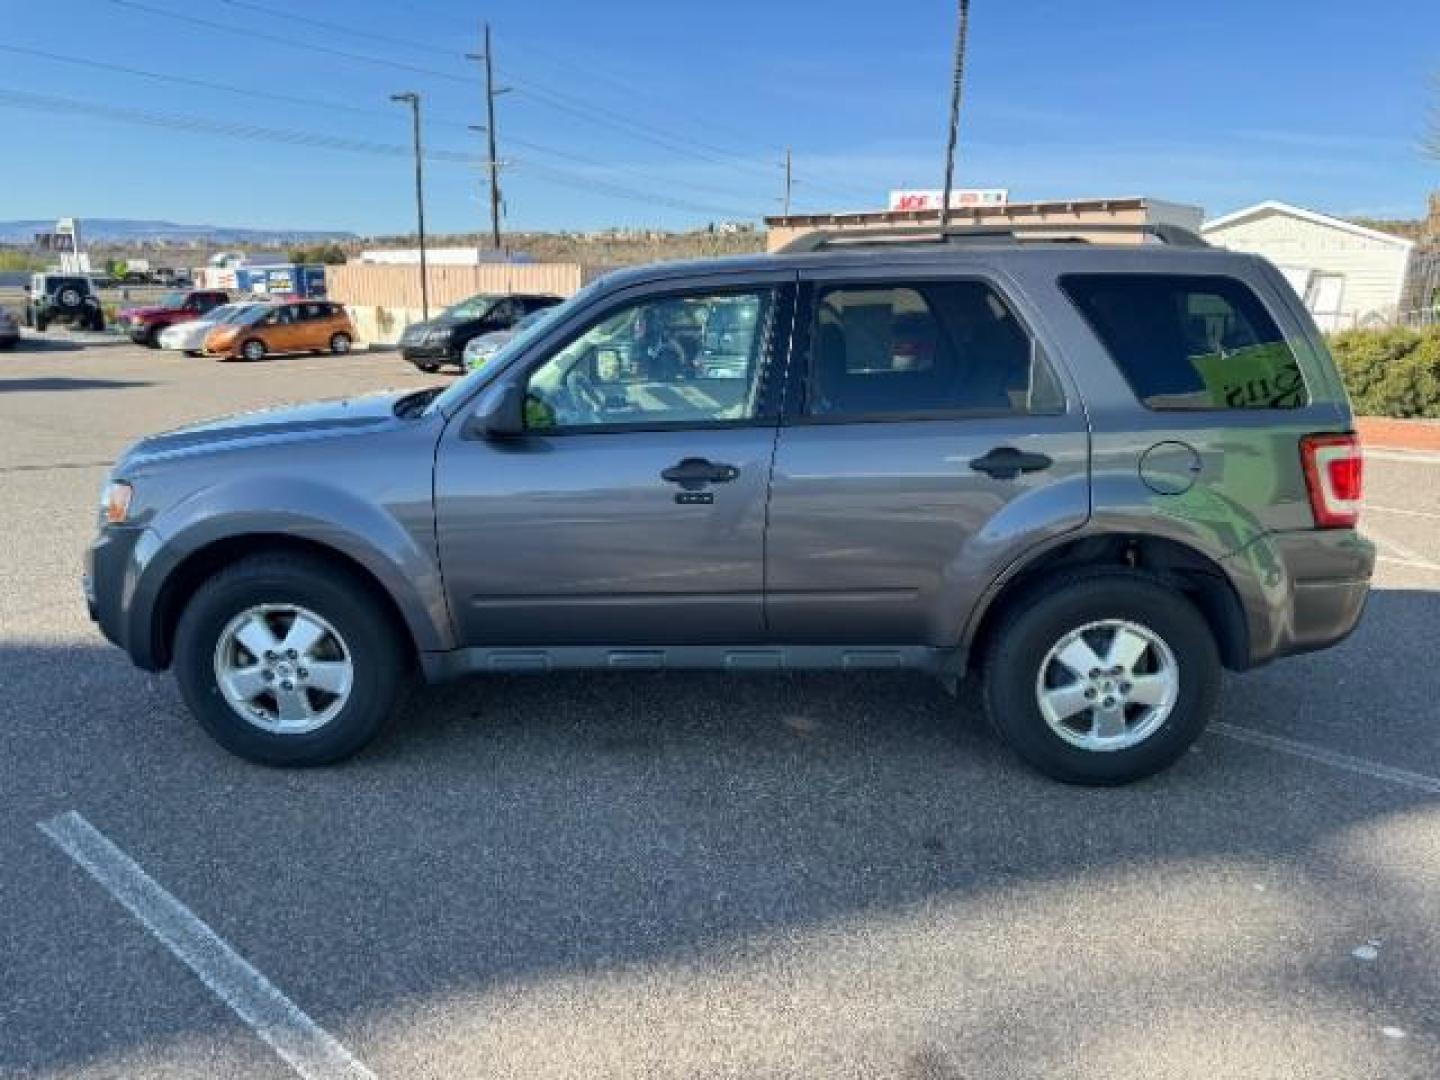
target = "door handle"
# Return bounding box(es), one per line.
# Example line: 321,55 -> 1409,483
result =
968,446 -> 1053,481
661,458 -> 740,490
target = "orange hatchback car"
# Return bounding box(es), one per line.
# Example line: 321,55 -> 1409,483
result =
205,300 -> 356,361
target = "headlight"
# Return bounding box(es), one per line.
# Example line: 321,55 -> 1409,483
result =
100,480 -> 133,525
427,328 -> 452,344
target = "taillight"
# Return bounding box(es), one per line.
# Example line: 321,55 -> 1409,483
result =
1300,433 -> 1362,528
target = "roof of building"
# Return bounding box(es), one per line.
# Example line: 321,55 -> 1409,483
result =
1202,200 -> 1415,250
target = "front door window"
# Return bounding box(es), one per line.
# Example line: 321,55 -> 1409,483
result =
522,290 -> 773,431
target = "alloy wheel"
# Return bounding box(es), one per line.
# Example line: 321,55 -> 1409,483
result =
213,604 -> 354,734
1034,619 -> 1180,752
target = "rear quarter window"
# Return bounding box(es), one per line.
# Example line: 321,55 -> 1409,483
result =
1061,273 -> 1308,410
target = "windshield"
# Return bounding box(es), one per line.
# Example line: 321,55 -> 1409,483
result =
222,303 -> 267,324
157,291 -> 189,309
441,295 -> 499,321
235,304 -> 274,326
427,291 -> 586,417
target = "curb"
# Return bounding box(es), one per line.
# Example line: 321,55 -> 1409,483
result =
1356,417 -> 1440,454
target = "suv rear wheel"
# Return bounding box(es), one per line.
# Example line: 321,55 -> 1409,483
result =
981,571 -> 1219,785
172,554 -> 406,765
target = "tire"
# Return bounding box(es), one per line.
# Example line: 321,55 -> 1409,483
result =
412,358 -> 439,373
184,350 -> 202,358
329,332 -> 352,355
34,317 -> 47,332
240,338 -> 266,362
981,570 -> 1220,786
56,287 -> 82,311
144,324 -> 162,348
172,553 -> 407,766
87,310 -> 105,332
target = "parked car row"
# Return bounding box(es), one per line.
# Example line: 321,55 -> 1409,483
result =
6,279 -> 561,366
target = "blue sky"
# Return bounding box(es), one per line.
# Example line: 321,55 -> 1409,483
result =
2,0 -> 1437,235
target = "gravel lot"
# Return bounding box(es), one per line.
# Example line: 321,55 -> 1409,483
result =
2,332 -> 1437,1079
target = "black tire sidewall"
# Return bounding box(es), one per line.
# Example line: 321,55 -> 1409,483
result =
330,333 -> 351,354
173,559 -> 403,765
984,574 -> 1220,785
242,339 -> 265,361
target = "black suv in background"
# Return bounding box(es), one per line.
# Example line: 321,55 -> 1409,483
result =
24,273 -> 106,332
399,293 -> 562,372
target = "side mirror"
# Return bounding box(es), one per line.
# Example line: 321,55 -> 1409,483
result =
471,380 -> 526,438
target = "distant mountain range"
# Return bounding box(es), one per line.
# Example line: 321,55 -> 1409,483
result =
0,219 -> 357,245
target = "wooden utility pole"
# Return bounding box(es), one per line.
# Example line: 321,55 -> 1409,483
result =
938,0 -> 971,229
467,24 -> 507,249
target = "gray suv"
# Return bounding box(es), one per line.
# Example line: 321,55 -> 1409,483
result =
85,226 -> 1375,784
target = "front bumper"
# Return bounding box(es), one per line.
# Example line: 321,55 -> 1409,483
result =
84,524 -> 161,667
400,341 -> 458,363
1225,528 -> 1376,666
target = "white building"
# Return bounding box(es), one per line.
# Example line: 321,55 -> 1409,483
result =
1202,201 -> 1414,331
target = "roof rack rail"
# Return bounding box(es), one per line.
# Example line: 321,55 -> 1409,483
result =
775,221 -> 1209,254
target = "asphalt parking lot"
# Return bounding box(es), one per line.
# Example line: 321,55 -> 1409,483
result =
2,332 -> 1437,1079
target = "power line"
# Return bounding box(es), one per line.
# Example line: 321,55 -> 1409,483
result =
0,42 -> 767,207
0,86 -> 757,219
100,0 -> 875,205
103,0 -> 474,84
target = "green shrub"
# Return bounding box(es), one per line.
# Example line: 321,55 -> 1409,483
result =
1328,326 -> 1440,418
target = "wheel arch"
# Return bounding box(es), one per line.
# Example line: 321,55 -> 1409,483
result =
148,533 -> 422,671
965,532 -> 1252,674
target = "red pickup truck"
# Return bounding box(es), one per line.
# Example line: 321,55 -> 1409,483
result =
119,290 -> 230,347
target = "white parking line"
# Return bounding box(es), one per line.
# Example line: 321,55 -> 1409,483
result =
1213,723 -> 1440,796
1367,504 -> 1440,522
39,811 -> 374,1080
1370,534 -> 1440,573
1367,449 -> 1440,467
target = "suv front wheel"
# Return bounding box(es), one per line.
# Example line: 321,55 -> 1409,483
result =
173,554 -> 406,765
981,571 -> 1220,785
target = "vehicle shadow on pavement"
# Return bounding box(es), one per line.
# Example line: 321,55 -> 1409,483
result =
7,335 -> 127,352
0,377 -> 153,393
4,587 -> 1438,1076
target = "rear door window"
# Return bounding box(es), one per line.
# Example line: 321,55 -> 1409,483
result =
1061,273 -> 1308,410
803,281 -> 1064,419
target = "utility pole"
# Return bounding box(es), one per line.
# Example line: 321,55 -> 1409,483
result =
390,91 -> 429,320
782,147 -> 793,216
467,23 -> 509,250
938,0 -> 971,229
